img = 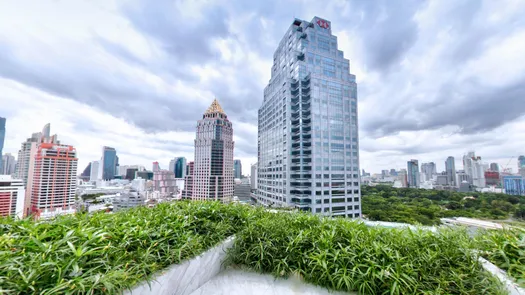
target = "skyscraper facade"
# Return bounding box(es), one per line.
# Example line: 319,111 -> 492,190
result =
1,153 -> 16,175
100,146 -> 117,180
421,162 -> 436,182
445,156 -> 457,187
489,162 -> 499,172
0,117 -> 6,173
463,151 -> 486,188
251,163 -> 258,191
173,157 -> 187,178
407,160 -> 420,188
503,175 -> 525,196
90,161 -> 99,182
191,99 -> 234,201
255,17 -> 361,218
183,161 -> 194,198
518,155 -> 525,170
234,159 -> 242,179
14,132 -> 41,187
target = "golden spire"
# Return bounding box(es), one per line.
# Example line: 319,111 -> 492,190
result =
205,98 -> 225,114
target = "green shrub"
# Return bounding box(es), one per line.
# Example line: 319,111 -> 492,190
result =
228,210 -> 506,295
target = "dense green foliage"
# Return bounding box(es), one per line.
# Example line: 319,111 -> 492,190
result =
362,185 -> 525,225
476,228 -> 525,287
228,211 -> 506,295
0,201 -> 516,294
0,202 -> 258,294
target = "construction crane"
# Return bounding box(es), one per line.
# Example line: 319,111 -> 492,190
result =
503,156 -> 514,173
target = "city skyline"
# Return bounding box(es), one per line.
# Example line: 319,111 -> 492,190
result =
1,1 -> 525,176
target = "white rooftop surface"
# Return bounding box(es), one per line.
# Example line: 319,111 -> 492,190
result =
190,268 -> 354,295
441,217 -> 504,229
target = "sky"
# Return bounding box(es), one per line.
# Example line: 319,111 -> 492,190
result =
1,0 -> 525,175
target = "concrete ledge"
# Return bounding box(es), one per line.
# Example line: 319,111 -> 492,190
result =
125,237 -> 235,295
479,257 -> 525,295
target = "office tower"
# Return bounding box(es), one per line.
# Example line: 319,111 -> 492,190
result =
191,99 -> 234,201
381,170 -> 389,179
421,162 -> 436,182
100,146 -> 118,180
407,160 -> 420,188
503,175 -> 525,196
234,179 -> 251,201
389,169 -> 397,176
26,124 -> 78,219
169,157 -> 187,179
183,161 -> 194,198
80,162 -> 91,180
398,169 -> 408,187
125,168 -> 138,180
1,153 -> 16,175
463,151 -> 486,188
251,163 -> 258,190
445,156 -> 457,187
489,162 -> 499,172
234,159 -> 242,179
255,17 -> 361,218
14,131 -> 42,186
0,176 -> 25,218
89,161 -> 99,181
0,117 -> 5,173
518,155 -> 525,169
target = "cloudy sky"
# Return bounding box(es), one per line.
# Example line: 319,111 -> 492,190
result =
1,0 -> 525,175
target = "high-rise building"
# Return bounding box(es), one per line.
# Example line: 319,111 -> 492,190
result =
389,169 -> 397,176
0,117 -> 5,173
463,151 -> 486,188
1,153 -> 16,175
255,17 -> 361,218
484,171 -> 500,187
152,161 -> 160,172
489,162 -> 499,172
153,170 -> 177,197
183,161 -> 194,198
234,159 -> 242,179
100,147 -> 117,180
518,155 -> 525,170
191,99 -> 234,201
89,161 -> 99,182
407,160 -> 420,188
24,124 -> 78,219
381,170 -> 389,179
421,162 -> 436,182
169,157 -> 187,179
250,163 -> 258,191
80,162 -> 91,180
0,175 -> 25,218
503,175 -> 525,196
398,169 -> 408,188
445,156 -> 457,187
14,131 -> 42,186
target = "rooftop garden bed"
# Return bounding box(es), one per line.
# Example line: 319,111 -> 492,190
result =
0,201 -> 518,294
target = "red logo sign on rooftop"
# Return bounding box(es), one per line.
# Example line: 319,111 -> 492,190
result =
317,19 -> 329,29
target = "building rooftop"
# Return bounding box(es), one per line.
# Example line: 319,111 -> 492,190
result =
204,98 -> 225,115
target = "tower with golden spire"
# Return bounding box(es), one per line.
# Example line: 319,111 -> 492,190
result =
185,98 -> 234,201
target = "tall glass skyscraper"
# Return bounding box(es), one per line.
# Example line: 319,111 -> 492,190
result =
100,146 -> 117,180
407,159 -> 420,188
174,157 -> 187,179
255,17 -> 361,218
234,159 -> 242,179
445,156 -> 457,187
0,117 -> 5,173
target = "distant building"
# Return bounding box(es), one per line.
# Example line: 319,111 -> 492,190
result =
169,157 -> 187,178
26,124 -> 78,219
398,169 -> 408,188
14,130 -> 42,186
407,160 -> 420,188
484,171 -> 500,187
389,169 -> 397,176
234,159 -> 242,179
90,161 -> 100,182
182,161 -> 194,198
250,163 -> 258,191
152,161 -> 160,172
113,191 -> 144,212
153,170 -> 177,197
445,156 -> 457,187
463,151 -> 487,188
489,162 -> 499,172
436,175 -> 448,186
100,147 -> 118,180
0,117 -> 5,173
381,170 -> 389,179
421,162 -> 436,182
1,153 -> 16,175
0,175 -> 25,218
125,168 -> 138,180
234,179 -> 251,202
503,175 -> 525,196
80,162 -> 91,181
458,181 -> 474,193
191,99 -> 234,201
135,170 -> 153,180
